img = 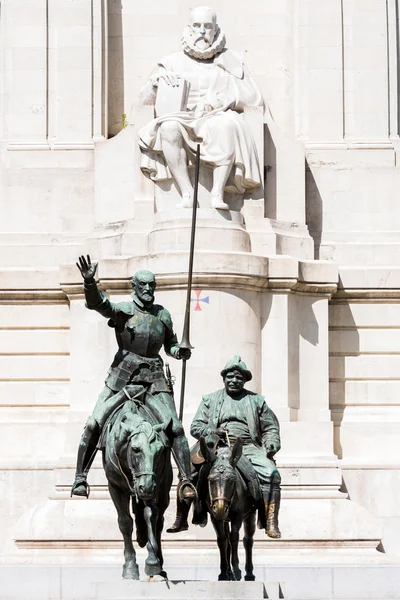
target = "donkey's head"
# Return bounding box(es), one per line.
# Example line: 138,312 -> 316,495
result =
119,413 -> 166,501
200,436 -> 243,521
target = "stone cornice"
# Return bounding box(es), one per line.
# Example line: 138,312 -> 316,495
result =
332,267 -> 400,301
0,254 -> 339,302
0,289 -> 67,304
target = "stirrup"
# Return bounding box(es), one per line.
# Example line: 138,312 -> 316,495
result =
71,476 -> 90,498
179,480 -> 197,501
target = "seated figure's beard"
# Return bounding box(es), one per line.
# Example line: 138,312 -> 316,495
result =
194,37 -> 210,50
181,25 -> 226,60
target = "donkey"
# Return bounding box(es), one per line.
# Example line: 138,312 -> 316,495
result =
102,400 -> 173,579
198,436 -> 258,581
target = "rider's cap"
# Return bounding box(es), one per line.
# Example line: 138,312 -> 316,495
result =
220,355 -> 252,382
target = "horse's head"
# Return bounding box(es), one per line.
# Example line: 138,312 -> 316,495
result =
200,436 -> 242,521
120,414 -> 166,501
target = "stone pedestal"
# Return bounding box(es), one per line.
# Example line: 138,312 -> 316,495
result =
94,581 -> 278,600
148,209 -> 251,253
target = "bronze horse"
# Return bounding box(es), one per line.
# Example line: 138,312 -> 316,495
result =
102,397 -> 173,579
199,436 -> 258,582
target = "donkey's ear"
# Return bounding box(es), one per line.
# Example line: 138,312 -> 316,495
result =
200,436 -> 216,464
230,437 -> 243,468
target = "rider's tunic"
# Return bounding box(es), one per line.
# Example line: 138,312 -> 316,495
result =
190,388 -> 281,487
84,280 -> 183,435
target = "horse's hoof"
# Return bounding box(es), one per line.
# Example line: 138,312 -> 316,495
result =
245,574 -> 256,581
160,570 -> 168,580
233,569 -> 242,581
122,564 -> 140,580
145,561 -> 162,577
147,573 -> 167,582
218,574 -> 230,581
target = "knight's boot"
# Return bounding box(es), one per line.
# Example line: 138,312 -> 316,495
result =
172,435 -> 197,500
266,484 -> 281,539
166,480 -> 191,533
71,416 -> 100,498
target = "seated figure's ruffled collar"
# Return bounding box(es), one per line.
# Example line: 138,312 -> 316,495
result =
181,26 -> 226,60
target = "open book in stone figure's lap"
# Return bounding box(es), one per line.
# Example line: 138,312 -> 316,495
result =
155,78 -> 190,117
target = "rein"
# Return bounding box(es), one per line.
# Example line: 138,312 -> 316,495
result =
208,461 -> 236,508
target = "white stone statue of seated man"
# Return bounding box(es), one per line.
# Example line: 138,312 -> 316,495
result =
138,5 -> 264,210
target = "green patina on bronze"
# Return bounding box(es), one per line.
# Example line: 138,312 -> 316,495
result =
70,255 -> 196,579
168,356 -> 282,580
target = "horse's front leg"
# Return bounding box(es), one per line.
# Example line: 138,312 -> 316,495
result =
143,504 -> 162,577
230,514 -> 243,581
211,517 -> 232,581
108,482 -> 139,580
243,511 -> 256,581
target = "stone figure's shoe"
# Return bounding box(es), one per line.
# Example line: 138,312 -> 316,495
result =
71,475 -> 90,498
211,194 -> 229,210
179,480 -> 197,501
177,193 -> 194,209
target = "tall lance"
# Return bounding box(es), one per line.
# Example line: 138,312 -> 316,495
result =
177,144 -> 201,421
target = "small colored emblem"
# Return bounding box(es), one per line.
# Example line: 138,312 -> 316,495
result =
191,290 -> 210,311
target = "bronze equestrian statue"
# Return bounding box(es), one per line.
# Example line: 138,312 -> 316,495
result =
71,255 -> 196,504
168,356 -> 282,540
101,389 -> 173,579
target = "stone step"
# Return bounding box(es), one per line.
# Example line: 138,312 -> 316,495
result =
93,580 -> 282,600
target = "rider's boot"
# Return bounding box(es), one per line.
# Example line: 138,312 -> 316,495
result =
166,479 -> 191,533
71,416 -> 100,498
266,484 -> 281,539
172,434 -> 197,500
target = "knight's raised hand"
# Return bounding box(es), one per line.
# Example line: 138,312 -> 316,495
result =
76,255 -> 98,282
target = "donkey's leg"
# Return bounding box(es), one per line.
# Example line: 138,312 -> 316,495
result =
243,511 -> 256,581
143,504 -> 162,576
211,517 -> 231,581
230,514 -> 243,581
224,521 -> 235,581
108,482 -> 139,580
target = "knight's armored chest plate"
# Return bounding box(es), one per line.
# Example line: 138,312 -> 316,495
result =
118,310 -> 165,357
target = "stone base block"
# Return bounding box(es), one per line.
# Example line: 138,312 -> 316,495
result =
1,564 -> 400,600
148,209 -> 251,253
94,581 -> 276,600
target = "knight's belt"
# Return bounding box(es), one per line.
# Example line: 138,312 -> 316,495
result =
106,351 -> 169,392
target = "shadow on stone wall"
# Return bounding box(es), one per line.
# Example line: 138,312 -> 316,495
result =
264,124 -> 276,219
305,160 -> 323,259
108,0 -> 124,137
329,296 -> 360,461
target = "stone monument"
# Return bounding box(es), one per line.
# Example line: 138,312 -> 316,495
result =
138,5 -> 263,211
1,1 -> 400,599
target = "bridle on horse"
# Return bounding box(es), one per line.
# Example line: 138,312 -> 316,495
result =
208,462 -> 236,508
117,426 -> 160,499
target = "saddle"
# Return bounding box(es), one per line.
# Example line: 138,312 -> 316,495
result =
190,437 -> 262,504
97,385 -> 171,451
97,386 -> 145,450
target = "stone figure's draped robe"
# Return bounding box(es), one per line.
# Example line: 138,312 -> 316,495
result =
139,49 -> 264,194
